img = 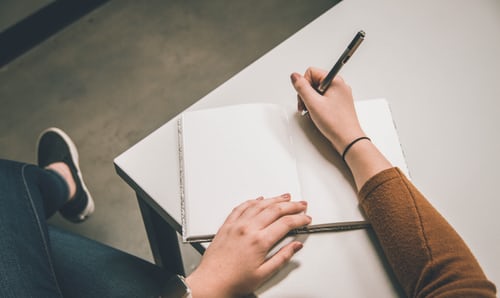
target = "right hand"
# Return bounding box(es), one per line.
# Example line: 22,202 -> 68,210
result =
290,67 -> 366,154
292,67 -> 392,190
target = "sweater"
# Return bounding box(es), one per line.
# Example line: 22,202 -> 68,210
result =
359,167 -> 496,297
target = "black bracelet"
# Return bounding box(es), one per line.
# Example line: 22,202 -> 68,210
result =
342,136 -> 371,162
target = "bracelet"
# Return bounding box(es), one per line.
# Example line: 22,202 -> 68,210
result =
341,136 -> 371,162
162,275 -> 192,298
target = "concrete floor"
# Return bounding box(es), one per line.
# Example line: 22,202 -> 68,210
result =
0,0 -> 338,265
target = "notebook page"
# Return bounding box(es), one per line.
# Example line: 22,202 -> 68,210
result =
180,103 -> 302,242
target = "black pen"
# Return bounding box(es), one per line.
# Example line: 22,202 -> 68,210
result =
289,220 -> 370,235
317,30 -> 365,94
187,220 -> 371,243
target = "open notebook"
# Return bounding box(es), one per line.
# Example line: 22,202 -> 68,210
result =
178,99 -> 408,242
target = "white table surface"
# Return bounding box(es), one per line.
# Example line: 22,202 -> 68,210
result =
115,0 -> 500,296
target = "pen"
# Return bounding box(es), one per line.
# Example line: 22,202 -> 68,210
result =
190,220 -> 371,243
289,220 -> 370,235
317,30 -> 365,94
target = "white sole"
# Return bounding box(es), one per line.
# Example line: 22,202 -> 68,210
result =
37,127 -> 95,220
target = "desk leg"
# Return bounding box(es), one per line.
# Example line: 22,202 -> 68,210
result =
136,194 -> 185,276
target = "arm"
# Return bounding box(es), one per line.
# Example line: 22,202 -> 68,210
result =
291,68 -> 496,297
360,167 -> 496,297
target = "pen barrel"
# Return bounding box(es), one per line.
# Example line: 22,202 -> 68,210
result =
290,221 -> 371,235
317,52 -> 346,94
317,30 -> 365,94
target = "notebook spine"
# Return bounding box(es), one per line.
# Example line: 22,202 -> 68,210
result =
178,117 -> 188,242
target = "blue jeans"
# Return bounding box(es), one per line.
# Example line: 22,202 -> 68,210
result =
0,159 -> 173,297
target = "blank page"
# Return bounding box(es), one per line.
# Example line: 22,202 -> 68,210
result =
179,104 -> 302,241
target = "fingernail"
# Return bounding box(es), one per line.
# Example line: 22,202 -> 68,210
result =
293,242 -> 304,252
290,73 -> 299,83
282,193 -> 291,199
256,196 -> 264,200
299,200 -> 307,206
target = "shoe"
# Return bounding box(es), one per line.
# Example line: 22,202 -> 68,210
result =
37,127 -> 95,222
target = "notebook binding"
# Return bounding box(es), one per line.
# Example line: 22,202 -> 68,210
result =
178,117 -> 187,242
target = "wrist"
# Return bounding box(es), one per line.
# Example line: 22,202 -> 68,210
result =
343,139 -> 392,190
329,129 -> 366,155
341,137 -> 371,162
186,270 -> 232,298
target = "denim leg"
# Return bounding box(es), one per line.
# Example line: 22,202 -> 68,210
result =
0,159 -> 64,297
49,226 -> 172,297
0,159 -> 174,297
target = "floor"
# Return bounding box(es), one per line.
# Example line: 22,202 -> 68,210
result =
0,0 -> 339,267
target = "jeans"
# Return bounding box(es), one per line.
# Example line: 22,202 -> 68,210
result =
0,159 -> 173,297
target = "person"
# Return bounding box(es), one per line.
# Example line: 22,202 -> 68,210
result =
0,67 -> 496,298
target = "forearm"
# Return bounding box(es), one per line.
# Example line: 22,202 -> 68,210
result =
291,68 -> 495,296
343,139 -> 392,191
358,167 -> 496,297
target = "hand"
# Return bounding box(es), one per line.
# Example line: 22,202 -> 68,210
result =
186,194 -> 311,297
292,67 -> 392,189
291,67 -> 366,154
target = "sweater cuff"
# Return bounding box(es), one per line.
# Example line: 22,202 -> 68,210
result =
358,167 -> 406,203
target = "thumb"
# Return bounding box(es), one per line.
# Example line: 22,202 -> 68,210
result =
290,73 -> 321,110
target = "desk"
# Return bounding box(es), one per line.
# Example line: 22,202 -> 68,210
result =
114,0 -> 500,296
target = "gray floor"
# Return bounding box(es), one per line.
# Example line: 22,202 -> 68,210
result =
0,0 -> 338,265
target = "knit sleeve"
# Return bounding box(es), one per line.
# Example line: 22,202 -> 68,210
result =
358,167 -> 496,297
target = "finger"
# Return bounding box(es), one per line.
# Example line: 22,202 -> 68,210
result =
290,73 -> 323,111
323,75 -> 347,96
263,212 -> 312,244
223,196 -> 264,224
257,241 -> 304,281
334,75 -> 345,83
304,67 -> 328,87
255,200 -> 308,229
239,193 -> 292,221
297,94 -> 306,112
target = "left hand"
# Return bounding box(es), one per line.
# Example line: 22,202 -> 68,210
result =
186,193 -> 311,297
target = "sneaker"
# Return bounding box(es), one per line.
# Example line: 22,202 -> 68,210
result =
37,127 -> 95,222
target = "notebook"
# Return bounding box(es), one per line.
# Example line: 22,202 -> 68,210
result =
178,99 -> 408,242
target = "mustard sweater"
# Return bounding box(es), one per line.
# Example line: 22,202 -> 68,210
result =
359,167 -> 496,297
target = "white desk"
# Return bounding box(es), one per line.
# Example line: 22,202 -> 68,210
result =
115,0 -> 500,296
